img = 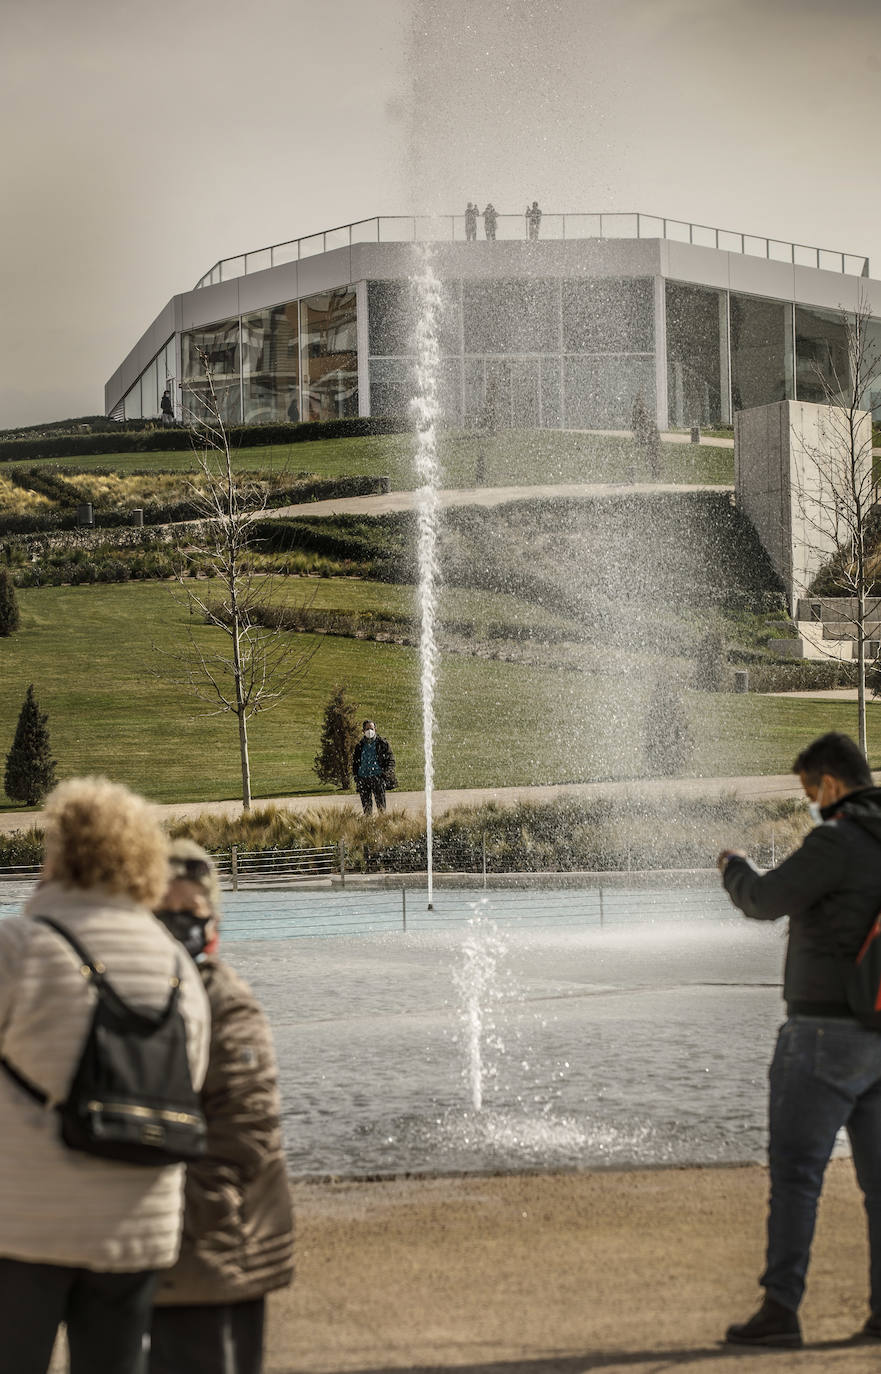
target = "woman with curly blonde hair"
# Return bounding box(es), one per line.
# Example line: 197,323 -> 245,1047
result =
0,777 -> 210,1374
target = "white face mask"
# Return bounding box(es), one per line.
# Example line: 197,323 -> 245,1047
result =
364,729 -> 376,739
807,801 -> 823,826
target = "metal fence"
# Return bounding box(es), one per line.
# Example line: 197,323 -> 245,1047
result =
215,844 -> 341,890
0,846 -> 343,895
194,211 -> 870,289
185,879 -> 738,942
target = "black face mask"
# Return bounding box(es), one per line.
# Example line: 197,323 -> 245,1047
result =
155,908 -> 210,959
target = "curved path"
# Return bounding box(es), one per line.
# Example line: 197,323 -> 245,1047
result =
0,773 -> 804,835
271,479 -> 732,521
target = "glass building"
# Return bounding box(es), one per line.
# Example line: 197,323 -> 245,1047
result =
106,214 -> 880,431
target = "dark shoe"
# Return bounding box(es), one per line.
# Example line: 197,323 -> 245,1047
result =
854,1313 -> 881,1341
725,1297 -> 802,1349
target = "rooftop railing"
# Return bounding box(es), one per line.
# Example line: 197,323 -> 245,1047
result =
193,212 -> 870,289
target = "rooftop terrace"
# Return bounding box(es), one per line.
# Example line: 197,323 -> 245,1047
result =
194,211 -> 870,290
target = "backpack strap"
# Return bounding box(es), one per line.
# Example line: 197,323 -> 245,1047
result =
0,1054 -> 49,1106
34,917 -> 183,1027
0,917 -> 182,1105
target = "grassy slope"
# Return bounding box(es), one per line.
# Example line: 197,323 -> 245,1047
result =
1,582 -> 879,810
8,431 -> 734,488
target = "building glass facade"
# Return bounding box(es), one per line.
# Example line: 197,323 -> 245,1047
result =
114,267 -> 881,436
181,319 -> 242,424
300,288 -> 358,422
122,338 -> 176,421
665,282 -> 728,427
242,303 -> 299,424
367,276 -> 655,428
730,293 -> 792,412
795,305 -> 849,407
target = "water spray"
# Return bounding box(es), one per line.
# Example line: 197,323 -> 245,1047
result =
410,245 -> 442,910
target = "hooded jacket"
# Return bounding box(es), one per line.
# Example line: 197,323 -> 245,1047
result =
723,786 -> 881,1015
154,956 -> 294,1306
0,884 -> 210,1272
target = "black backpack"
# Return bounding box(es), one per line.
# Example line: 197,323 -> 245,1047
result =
1,917 -> 206,1166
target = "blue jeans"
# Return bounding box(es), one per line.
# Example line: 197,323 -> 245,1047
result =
764,1015 -> 881,1312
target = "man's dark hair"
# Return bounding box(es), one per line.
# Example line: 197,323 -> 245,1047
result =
792,732 -> 873,789
362,720 -> 374,729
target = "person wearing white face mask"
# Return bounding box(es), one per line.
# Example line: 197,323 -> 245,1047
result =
352,720 -> 395,815
717,732 -> 881,1349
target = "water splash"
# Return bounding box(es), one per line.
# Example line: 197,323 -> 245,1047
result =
410,245 -> 443,908
453,903 -> 509,1110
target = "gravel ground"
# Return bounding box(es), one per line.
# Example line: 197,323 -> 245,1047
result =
260,1160 -> 881,1374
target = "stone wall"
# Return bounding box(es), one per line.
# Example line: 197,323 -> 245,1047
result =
735,399 -> 873,616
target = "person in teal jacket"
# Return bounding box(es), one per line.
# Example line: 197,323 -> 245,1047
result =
352,720 -> 395,815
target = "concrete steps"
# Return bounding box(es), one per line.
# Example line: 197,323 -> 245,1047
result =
769,598 -> 881,661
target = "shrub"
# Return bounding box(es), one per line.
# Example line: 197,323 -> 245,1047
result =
631,393 -> 660,478
692,627 -> 727,691
4,685 -> 57,806
0,568 -> 20,635
313,686 -> 362,790
644,675 -> 694,777
0,416 -> 407,463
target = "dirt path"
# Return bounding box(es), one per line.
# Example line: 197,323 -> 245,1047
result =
260,1161 -> 879,1373
0,774 -> 806,835
270,481 -> 732,521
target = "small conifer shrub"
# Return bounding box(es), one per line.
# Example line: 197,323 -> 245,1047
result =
631,393 -> 661,478
0,568 -> 20,636
644,675 -> 695,777
313,685 -> 361,790
4,684 -> 57,806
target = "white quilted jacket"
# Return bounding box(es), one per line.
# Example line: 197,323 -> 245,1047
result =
0,883 -> 210,1272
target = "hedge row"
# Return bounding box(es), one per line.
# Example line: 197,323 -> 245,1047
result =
0,416 -> 407,463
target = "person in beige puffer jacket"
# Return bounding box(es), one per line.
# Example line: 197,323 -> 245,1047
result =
0,777 -> 210,1374
148,839 -> 294,1374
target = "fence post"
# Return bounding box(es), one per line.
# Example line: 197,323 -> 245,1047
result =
231,845 -> 239,892
482,832 -> 487,889
599,886 -> 604,928
339,840 -> 346,888
402,883 -> 407,932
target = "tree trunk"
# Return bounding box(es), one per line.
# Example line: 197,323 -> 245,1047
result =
238,708 -> 252,811
858,590 -> 868,759
230,595 -> 252,809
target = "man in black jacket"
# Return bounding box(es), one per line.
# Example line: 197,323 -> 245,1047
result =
719,732 -> 881,1348
352,720 -> 395,815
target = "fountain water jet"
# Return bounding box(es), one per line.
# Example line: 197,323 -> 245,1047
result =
454,903 -> 509,1112
410,245 -> 443,909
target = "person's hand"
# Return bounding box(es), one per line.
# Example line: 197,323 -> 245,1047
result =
717,848 -> 746,873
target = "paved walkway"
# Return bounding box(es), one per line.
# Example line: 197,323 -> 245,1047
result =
271,481 -> 733,521
260,1161 -> 876,1373
0,774 -> 807,835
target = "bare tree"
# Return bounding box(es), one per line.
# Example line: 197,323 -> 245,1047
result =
158,364 -> 317,808
791,292 -> 881,756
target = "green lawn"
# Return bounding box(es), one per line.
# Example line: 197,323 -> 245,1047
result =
1,582 -> 878,812
12,431 -> 734,490
265,576 -> 584,637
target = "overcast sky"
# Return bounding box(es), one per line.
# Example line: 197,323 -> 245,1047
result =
2,0 -> 880,427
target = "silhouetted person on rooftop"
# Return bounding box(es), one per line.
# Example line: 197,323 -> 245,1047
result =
464,202 -> 479,242
483,203 -> 497,241
526,201 -> 542,240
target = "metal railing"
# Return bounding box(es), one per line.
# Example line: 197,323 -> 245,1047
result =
215,844 -> 341,890
0,845 -> 343,898
193,211 -> 870,289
